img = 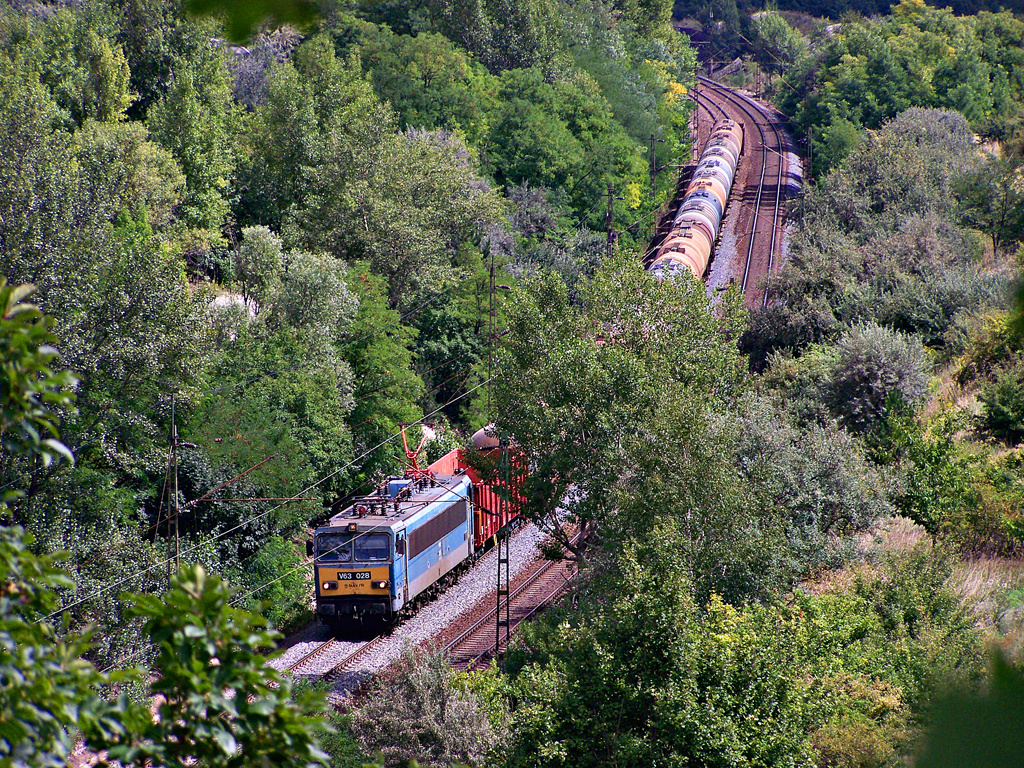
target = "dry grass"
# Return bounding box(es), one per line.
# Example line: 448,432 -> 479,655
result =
800,518 -> 926,596
800,517 -> 1024,663
860,516 -> 927,555
951,555 -> 1024,624
800,562 -> 865,597
952,555 -> 1024,667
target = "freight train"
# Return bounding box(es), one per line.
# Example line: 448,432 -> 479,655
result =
649,121 -> 743,280
307,426 -> 521,627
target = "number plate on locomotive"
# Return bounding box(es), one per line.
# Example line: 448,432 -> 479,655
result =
338,571 -> 371,580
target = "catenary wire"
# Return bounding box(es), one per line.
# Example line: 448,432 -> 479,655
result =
41,380 -> 491,624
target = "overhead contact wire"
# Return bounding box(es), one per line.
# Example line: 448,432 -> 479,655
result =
41,380 -> 492,624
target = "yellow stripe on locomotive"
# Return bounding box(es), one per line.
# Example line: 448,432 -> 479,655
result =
316,565 -> 390,596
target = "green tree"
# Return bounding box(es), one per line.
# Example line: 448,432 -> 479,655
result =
233,225 -> 285,314
355,25 -> 498,147
746,110 -> 1001,365
292,121 -> 502,308
736,401 -> 891,574
867,404 -> 978,537
427,0 -> 562,72
955,154 -> 1024,256
753,10 -> 808,77
341,265 -> 423,489
100,565 -> 328,768
979,358 -> 1024,444
494,254 -> 746,562
20,8 -> 134,126
0,282 -> 76,468
147,43 -> 237,235
72,120 -> 185,229
506,533 -> 813,768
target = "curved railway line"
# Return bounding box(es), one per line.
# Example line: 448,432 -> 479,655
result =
441,548 -> 576,670
280,78 -> 797,693
692,77 -> 790,307
281,533 -> 579,684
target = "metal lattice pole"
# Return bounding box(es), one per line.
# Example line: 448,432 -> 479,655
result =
495,436 -> 510,660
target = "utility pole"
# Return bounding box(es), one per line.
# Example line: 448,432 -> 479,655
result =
691,74 -> 701,162
495,435 -> 510,661
171,394 -> 179,575
807,126 -> 813,177
604,183 -> 624,258
487,244 -> 495,415
648,134 -> 665,199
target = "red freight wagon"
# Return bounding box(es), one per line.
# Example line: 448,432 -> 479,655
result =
424,427 -> 525,551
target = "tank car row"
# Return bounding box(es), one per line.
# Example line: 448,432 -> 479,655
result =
307,125 -> 743,632
649,121 -> 743,280
307,428 -> 521,628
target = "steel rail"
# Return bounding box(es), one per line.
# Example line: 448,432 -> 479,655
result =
700,78 -> 769,297
463,573 -> 572,670
443,530 -> 583,666
284,638 -> 339,674
720,84 -> 786,306
442,555 -> 560,658
323,636 -> 384,680
697,77 -> 785,305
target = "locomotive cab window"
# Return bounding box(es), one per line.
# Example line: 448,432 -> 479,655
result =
316,533 -> 352,562
354,532 -> 391,562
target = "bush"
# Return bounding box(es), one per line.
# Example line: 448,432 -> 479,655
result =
867,405 -> 978,539
736,400 -> 892,575
915,653 -> 1024,768
810,716 -> 899,768
505,536 -> 815,768
979,357 -> 1024,445
828,323 -> 929,432
795,546 -> 984,715
349,644 -> 497,768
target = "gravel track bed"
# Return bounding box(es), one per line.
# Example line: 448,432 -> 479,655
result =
291,639 -> 366,677
329,522 -> 545,695
267,622 -> 337,671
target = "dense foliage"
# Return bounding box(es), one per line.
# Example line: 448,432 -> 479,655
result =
0,0 -> 691,664
4,0 -> 1024,766
774,1 -> 1024,176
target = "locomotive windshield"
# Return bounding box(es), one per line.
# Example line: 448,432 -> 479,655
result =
354,532 -> 391,562
316,531 -> 391,562
316,533 -> 352,562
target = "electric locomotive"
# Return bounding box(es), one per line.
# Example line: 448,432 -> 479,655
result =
307,426 -> 520,628
309,471 -> 474,624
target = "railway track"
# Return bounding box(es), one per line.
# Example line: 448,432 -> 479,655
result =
441,547 -> 577,670
694,77 -> 787,307
285,636 -> 385,680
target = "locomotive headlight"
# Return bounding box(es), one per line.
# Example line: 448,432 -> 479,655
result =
373,580 -> 389,590
322,581 -> 338,591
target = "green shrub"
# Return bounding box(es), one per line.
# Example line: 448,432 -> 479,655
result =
867,405 -> 978,538
349,644 -> 498,768
915,653 -> 1024,768
979,357 -> 1024,445
810,716 -> 898,768
828,323 -> 929,433
795,546 -> 984,714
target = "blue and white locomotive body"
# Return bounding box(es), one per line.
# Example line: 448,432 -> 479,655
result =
312,472 -> 474,625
